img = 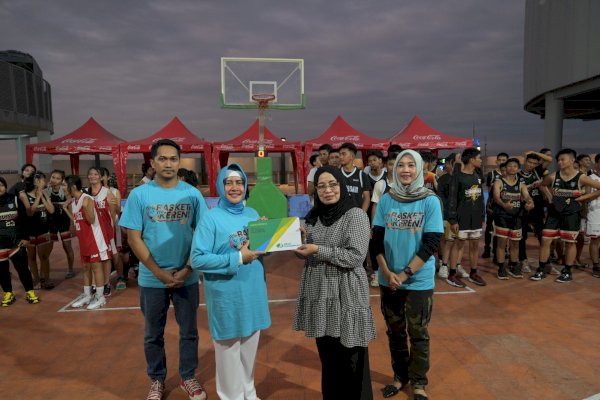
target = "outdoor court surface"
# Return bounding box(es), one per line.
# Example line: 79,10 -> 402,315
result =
2,237 -> 600,400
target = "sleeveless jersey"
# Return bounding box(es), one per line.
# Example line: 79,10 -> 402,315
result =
587,173 -> 600,223
0,194 -> 21,252
552,171 -> 583,214
25,192 -> 51,236
71,193 -> 108,257
493,177 -> 523,216
486,169 -> 503,189
340,167 -> 371,208
518,169 -> 543,203
47,187 -> 71,231
89,186 -> 115,244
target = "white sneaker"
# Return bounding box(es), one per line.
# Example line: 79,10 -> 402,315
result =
438,264 -> 449,279
370,273 -> 379,287
87,295 -> 106,310
521,259 -> 531,273
457,264 -> 469,278
72,294 -> 92,308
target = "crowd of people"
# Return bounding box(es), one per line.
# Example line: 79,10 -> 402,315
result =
2,139 -> 599,400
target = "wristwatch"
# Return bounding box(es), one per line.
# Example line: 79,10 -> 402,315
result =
403,266 -> 414,277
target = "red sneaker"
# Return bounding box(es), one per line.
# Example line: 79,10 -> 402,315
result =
180,377 -> 207,400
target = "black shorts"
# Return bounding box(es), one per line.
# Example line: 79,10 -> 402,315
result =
493,213 -> 522,240
542,211 -> 580,242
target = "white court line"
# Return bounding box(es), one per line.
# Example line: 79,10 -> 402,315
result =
58,286 -> 476,313
583,394 -> 600,400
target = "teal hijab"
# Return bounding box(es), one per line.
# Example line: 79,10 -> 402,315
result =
217,163 -> 247,215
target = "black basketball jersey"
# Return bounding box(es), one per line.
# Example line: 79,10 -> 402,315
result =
552,171 -> 583,214
493,177 -> 523,216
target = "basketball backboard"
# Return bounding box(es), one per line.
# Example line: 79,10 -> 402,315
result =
220,57 -> 305,109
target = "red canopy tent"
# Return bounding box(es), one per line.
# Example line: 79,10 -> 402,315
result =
26,117 -> 125,193
119,117 -> 213,196
303,115 -> 390,192
211,119 -> 304,196
389,115 -> 473,151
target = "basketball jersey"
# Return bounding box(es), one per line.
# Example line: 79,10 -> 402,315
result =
47,187 -> 71,228
71,193 -> 108,257
25,192 -> 50,235
587,173 -> 600,221
486,169 -> 503,189
89,186 -> 115,244
340,167 -> 371,208
0,195 -> 20,248
518,169 -> 543,202
552,171 -> 583,214
493,177 -> 522,216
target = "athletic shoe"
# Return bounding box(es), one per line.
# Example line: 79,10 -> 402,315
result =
116,277 -> 126,290
2,292 -> 16,307
593,267 -> 600,278
529,270 -> 546,281
146,380 -> 164,400
65,271 -> 76,279
520,259 -> 531,273
549,266 -> 561,275
87,294 -> 106,310
457,264 -> 469,278
103,284 -> 112,297
446,275 -> 467,288
508,264 -> 523,279
25,290 -> 40,304
91,286 -> 96,295
438,264 -> 449,279
555,272 -> 572,283
180,377 -> 207,400
497,266 -> 509,280
481,249 -> 491,259
370,273 -> 379,287
72,294 -> 92,308
468,272 -> 487,286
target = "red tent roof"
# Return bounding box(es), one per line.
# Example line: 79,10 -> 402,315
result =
118,117 -> 213,196
213,119 -> 301,151
304,115 -> 389,150
389,115 -> 473,149
27,117 -> 125,154
211,119 -> 304,196
122,117 -> 210,153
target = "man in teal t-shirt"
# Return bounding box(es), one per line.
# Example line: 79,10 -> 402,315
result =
119,139 -> 208,400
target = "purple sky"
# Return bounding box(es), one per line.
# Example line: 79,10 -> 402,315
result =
1,0 -> 598,169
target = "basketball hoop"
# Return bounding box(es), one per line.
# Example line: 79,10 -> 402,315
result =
252,94 -> 276,109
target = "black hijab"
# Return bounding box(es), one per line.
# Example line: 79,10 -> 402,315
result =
305,165 -> 356,227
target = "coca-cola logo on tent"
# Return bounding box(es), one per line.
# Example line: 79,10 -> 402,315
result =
412,135 -> 441,141
33,146 -> 47,151
127,145 -> 141,151
330,135 -> 360,142
61,138 -> 97,144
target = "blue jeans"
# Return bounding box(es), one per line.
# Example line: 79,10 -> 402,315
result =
140,283 -> 199,381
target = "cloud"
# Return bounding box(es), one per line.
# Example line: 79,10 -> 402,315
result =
0,0 -> 597,169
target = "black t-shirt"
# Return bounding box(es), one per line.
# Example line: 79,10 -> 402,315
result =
340,167 -> 372,209
448,170 -> 485,230
0,194 -> 29,245
8,181 -> 25,197
437,173 -> 453,219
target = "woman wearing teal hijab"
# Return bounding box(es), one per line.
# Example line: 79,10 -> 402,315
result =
372,150 -> 443,400
191,163 -> 270,400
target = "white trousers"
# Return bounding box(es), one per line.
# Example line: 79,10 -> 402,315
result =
213,330 -> 261,400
